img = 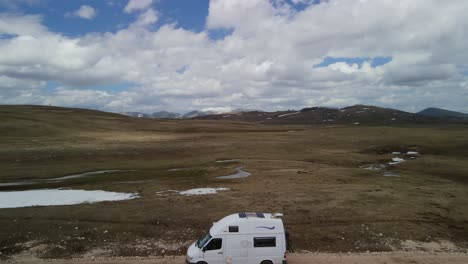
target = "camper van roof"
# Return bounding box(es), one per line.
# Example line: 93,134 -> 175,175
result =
239,212 -> 265,218
209,213 -> 284,235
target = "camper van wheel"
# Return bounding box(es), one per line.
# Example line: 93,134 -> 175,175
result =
196,262 -> 207,264
260,261 -> 273,264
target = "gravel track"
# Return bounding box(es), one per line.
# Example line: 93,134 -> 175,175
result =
6,252 -> 468,264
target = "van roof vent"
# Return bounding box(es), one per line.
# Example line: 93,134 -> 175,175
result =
239,212 -> 265,218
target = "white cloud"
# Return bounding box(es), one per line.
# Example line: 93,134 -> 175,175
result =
207,0 -> 275,29
0,13 -> 48,37
132,8 -> 158,27
66,5 -> 97,20
124,0 -> 153,13
1,0 -> 468,114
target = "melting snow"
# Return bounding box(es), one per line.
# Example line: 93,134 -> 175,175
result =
0,189 -> 138,209
178,188 -> 229,196
407,151 -> 420,155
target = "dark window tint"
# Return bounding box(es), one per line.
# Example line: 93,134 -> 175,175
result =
229,226 -> 239,232
204,238 -> 222,251
254,237 -> 276,247
256,212 -> 265,218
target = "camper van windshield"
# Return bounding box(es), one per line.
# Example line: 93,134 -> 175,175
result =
196,233 -> 211,248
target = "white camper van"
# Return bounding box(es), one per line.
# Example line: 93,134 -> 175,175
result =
186,212 -> 287,264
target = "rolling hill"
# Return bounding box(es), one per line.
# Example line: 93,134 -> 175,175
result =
418,107 -> 468,119
193,105 -> 468,125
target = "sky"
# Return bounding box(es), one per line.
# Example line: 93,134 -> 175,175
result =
0,0 -> 467,114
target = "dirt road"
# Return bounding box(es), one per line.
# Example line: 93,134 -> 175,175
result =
6,253 -> 468,264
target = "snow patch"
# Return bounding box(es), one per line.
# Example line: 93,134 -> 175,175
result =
0,189 -> 138,209
178,188 -> 229,196
388,157 -> 405,165
277,112 -> 300,118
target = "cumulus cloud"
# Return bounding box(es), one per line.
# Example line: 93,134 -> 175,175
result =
0,13 -> 48,36
132,8 -> 158,27
124,0 -> 153,13
66,5 -> 97,20
1,0 -> 468,113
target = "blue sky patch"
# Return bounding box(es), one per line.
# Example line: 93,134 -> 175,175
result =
1,0 -> 209,36
286,0 -> 322,12
314,56 -> 392,68
177,65 -> 189,74
41,82 -> 131,93
208,28 -> 234,40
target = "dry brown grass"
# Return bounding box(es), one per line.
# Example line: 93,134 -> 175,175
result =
0,105 -> 467,259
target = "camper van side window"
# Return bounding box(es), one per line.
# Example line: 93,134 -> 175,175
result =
229,226 -> 239,232
253,237 -> 276,247
204,238 -> 222,251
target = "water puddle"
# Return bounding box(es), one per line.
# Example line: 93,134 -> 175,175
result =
115,180 -> 157,184
167,168 -> 189,171
215,159 -> 239,163
360,151 -> 421,177
388,157 -> 405,165
48,170 -> 124,181
0,181 -> 36,187
0,189 -> 138,209
383,172 -> 400,177
216,166 -> 252,179
360,164 -> 386,170
155,190 -> 178,196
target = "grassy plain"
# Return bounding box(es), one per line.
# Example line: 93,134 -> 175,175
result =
0,105 -> 467,259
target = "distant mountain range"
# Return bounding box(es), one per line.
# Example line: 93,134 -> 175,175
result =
417,107 -> 468,119
119,105 -> 468,124
152,111 -> 182,119
193,105 -> 468,125
120,108 -> 254,119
